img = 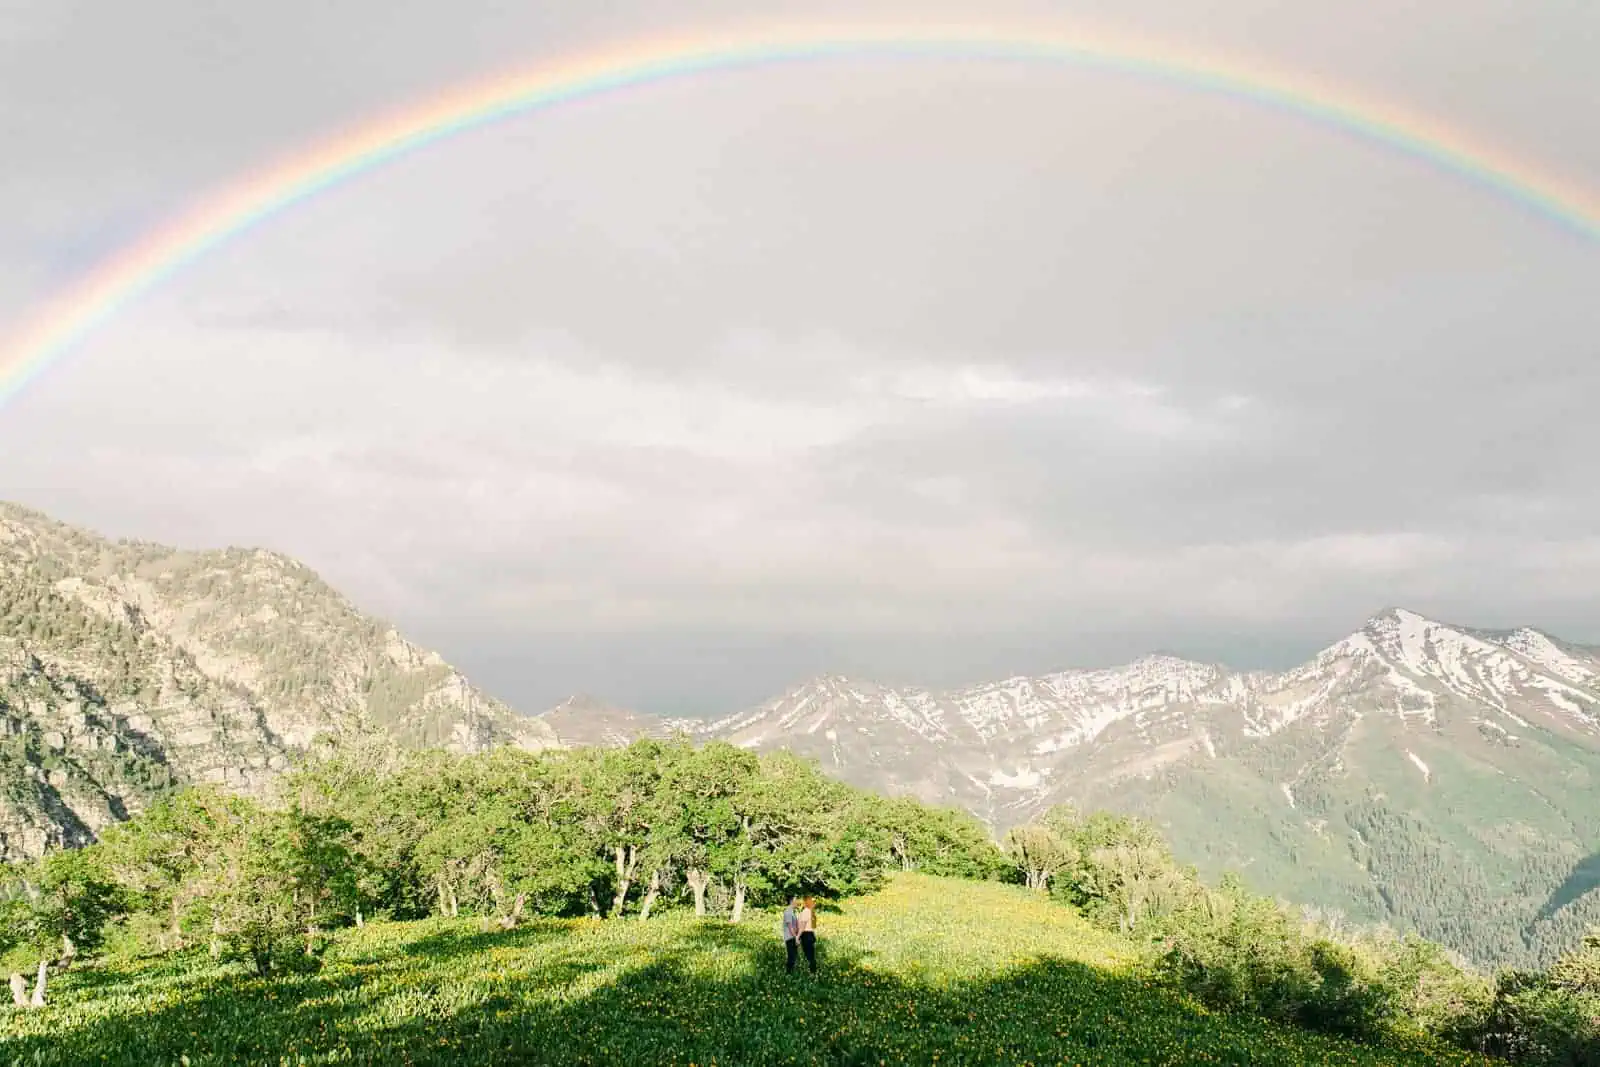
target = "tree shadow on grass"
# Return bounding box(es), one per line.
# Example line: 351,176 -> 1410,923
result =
2,919 -> 1480,1067
387,917 -> 581,966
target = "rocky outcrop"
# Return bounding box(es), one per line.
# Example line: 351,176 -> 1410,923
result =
0,503 -> 555,861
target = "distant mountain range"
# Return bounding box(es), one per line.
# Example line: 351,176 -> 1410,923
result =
3,502 -> 1596,968
535,610 -> 1600,969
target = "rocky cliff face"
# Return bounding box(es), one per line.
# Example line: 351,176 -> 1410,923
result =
0,503 -> 555,862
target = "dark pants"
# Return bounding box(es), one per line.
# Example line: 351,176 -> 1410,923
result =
785,937 -> 798,972
799,931 -> 817,972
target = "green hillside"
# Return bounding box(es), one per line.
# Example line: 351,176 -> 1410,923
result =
1090,706 -> 1600,970
0,873 -> 1477,1067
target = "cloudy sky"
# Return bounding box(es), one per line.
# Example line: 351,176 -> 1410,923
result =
1,0 -> 1597,715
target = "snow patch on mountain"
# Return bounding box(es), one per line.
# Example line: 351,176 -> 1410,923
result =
989,766 -> 1045,790
1497,628 -> 1599,686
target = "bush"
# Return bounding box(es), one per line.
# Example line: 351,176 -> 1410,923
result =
1148,885 -> 1476,1045
1378,935 -> 1494,1047
1479,970 -> 1600,1066
1551,929 -> 1600,996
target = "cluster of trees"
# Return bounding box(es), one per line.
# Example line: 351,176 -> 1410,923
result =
1002,804 -> 1600,1067
1,736 -> 1000,993
2,733 -> 1595,1065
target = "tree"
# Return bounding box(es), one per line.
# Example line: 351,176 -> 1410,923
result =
508,752 -> 613,917
1004,824 -> 1076,892
0,846 -> 124,1007
206,808 -> 358,975
585,741 -> 673,918
280,732 -> 411,925
874,796 -> 1003,879
96,786 -> 252,954
1549,927 -> 1600,995
720,752 -> 846,921
667,742 -> 757,918
415,799 -> 519,921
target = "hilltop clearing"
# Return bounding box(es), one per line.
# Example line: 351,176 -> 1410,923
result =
0,873 -> 1479,1066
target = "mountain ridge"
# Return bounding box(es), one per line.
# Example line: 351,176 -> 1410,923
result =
538,604 -> 1600,968
0,502 -> 555,862
4,502 -> 1597,968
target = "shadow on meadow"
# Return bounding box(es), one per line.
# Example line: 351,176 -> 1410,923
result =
2,919 -> 1471,1067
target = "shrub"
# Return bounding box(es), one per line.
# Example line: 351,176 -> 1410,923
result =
1377,935 -> 1494,1047
1551,929 -> 1600,996
1479,970 -> 1600,1066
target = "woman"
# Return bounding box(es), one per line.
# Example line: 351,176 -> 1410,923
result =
796,896 -> 818,973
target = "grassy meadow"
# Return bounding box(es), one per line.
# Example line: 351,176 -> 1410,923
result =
0,874 -> 1490,1066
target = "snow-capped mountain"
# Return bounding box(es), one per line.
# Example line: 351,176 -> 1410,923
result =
539,607 -> 1600,968
556,608 -> 1590,826
537,609 -> 1600,824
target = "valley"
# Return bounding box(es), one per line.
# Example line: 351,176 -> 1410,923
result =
4,501 -> 1598,969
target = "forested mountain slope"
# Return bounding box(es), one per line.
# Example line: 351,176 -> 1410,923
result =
0,503 -> 554,862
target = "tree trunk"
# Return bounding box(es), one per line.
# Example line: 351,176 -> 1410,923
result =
498,893 -> 527,930
9,973 -> 27,1007
168,897 -> 183,951
355,904 -> 364,929
588,887 -> 603,919
686,868 -> 710,917
30,959 -> 47,1007
611,845 -> 638,918
59,932 -> 76,969
638,870 -> 662,921
448,885 -> 459,918
730,880 -> 747,924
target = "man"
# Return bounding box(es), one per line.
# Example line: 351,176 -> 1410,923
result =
781,896 -> 802,973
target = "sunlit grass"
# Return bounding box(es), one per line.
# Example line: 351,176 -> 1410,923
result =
1,874 -> 1489,1065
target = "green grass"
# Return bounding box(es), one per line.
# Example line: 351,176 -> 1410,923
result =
1,875 -> 1490,1066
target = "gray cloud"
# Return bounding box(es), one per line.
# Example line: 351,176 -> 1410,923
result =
1,0 -> 1597,715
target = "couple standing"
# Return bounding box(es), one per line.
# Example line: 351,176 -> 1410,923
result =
780,896 -> 818,974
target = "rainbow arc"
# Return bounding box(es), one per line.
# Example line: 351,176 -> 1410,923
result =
2,23 -> 1596,407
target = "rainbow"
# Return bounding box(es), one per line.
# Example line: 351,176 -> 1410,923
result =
3,21 -> 1597,408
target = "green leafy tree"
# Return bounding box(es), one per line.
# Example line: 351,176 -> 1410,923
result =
0,846 -> 125,1007
96,786 -> 253,952
205,808 -> 359,975
666,741 -> 758,917
1549,927 -> 1600,995
875,797 -> 1004,880
1004,823 -> 1076,892
586,740 -> 673,918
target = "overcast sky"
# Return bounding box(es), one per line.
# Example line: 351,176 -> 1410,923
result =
1,0 -> 1597,716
